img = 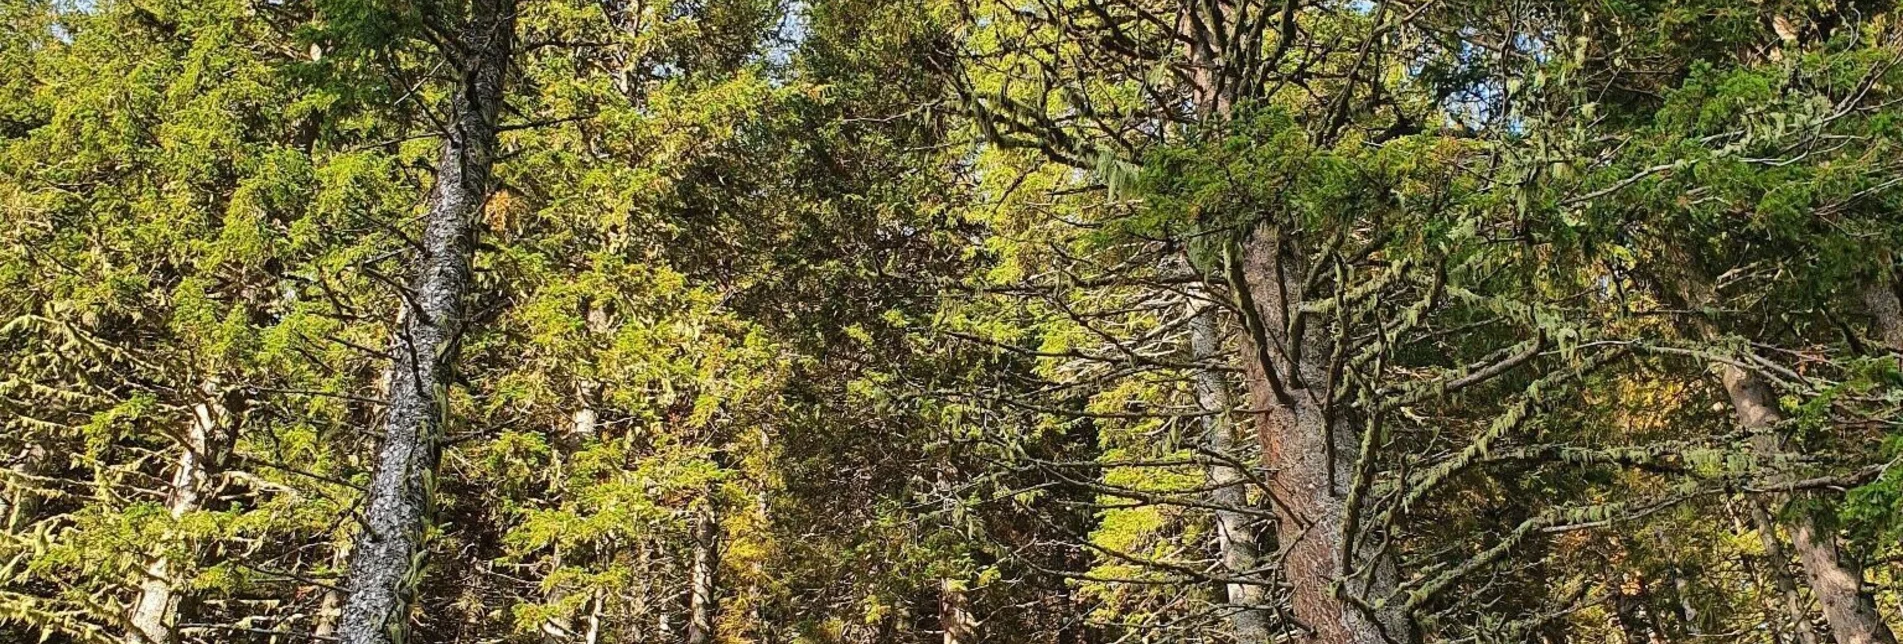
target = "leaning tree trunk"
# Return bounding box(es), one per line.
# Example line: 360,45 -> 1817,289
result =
1722,366 -> 1897,644
1232,225 -> 1410,644
1663,261 -> 1897,644
128,398 -> 231,644
1185,288 -> 1275,642
334,2 -> 514,643
1750,499 -> 1823,644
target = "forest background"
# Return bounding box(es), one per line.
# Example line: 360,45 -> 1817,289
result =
3,0 -> 1903,642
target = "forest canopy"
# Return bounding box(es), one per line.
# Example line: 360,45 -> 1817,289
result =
1,0 -> 1902,642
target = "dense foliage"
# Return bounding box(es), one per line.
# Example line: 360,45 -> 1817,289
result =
0,0 -> 1900,642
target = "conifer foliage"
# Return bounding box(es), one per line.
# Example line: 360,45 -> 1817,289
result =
0,0 -> 1901,642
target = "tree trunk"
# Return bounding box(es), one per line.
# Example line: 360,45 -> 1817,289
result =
314,541 -> 349,641
540,547 -> 575,643
1652,527 -> 1701,637
582,594 -> 602,644
1233,225 -> 1409,644
940,578 -> 975,644
1862,279 -> 1903,352
1186,289 -> 1274,642
334,3 -> 513,643
1608,585 -> 1654,644
128,399 -> 228,644
1723,367 -> 1897,644
686,506 -> 718,644
1662,261 -> 1897,644
1751,499 -> 1823,644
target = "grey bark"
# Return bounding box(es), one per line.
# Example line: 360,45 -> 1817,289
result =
1653,527 -> 1701,636
1862,280 -> 1903,352
128,399 -> 229,644
1723,366 -> 1897,644
1185,287 -> 1274,643
1663,261 -> 1897,644
334,3 -> 514,642
1751,499 -> 1823,644
686,506 -> 718,644
582,594 -> 602,644
539,398 -> 602,643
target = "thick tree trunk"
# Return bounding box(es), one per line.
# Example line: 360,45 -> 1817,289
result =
1750,500 -> 1823,644
128,399 -> 227,644
686,506 -> 718,644
1723,367 -> 1897,644
1233,225 -> 1409,644
334,3 -> 513,643
1186,291 -> 1274,642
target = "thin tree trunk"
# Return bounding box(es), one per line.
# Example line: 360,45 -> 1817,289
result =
128,399 -> 228,644
1751,499 -> 1823,644
1724,366 -> 1897,644
686,506 -> 718,644
582,594 -> 601,644
1669,564 -> 1700,637
1608,597 -> 1644,644
1663,262 -> 1898,644
1232,225 -> 1409,644
1652,527 -> 1701,637
540,547 -> 575,643
540,395 -> 602,643
940,578 -> 975,644
314,541 -> 349,641
633,543 -> 656,642
1186,288 -> 1274,642
1609,584 -> 1654,644
334,3 -> 514,643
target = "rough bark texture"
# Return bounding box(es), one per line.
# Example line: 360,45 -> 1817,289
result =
1751,500 -> 1823,644
1863,280 -> 1903,352
1186,293 -> 1274,642
1662,260 -> 1898,644
1234,225 -> 1409,644
128,400 -> 227,644
1724,367 -> 1897,644
686,506 -> 718,644
334,3 -> 513,643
